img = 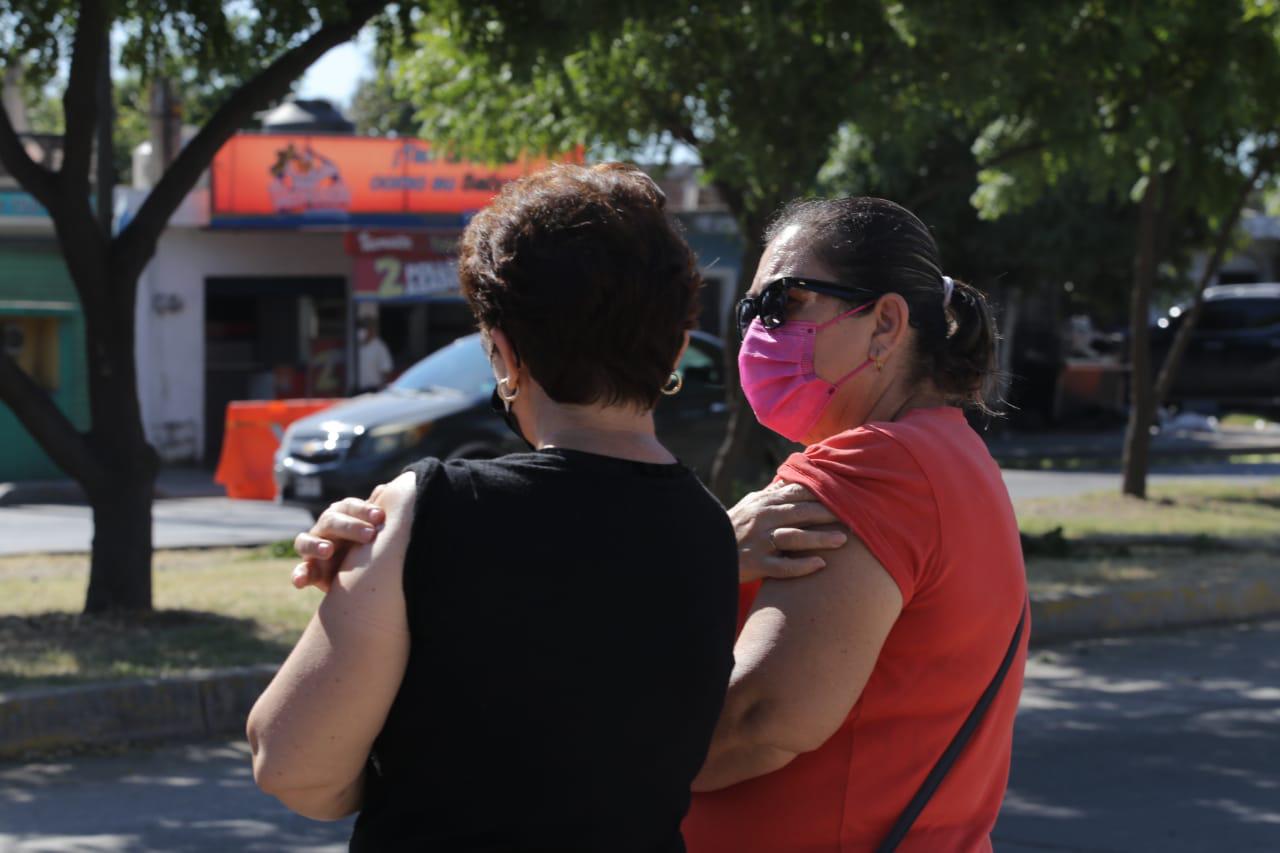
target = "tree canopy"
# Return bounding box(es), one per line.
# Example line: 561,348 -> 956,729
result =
391,0 -> 968,497
947,0 -> 1280,494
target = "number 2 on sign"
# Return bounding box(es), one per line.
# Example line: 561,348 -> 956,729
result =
374,256 -> 404,296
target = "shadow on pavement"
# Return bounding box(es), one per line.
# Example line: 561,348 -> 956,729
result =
995,622 -> 1280,852
0,740 -> 351,852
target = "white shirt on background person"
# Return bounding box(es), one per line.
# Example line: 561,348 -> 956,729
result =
358,334 -> 394,390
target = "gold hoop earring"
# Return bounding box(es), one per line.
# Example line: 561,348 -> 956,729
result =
497,376 -> 520,405
661,371 -> 683,396
873,355 -> 885,372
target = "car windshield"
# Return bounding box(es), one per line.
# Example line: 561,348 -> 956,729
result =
1200,297 -> 1280,331
390,335 -> 495,396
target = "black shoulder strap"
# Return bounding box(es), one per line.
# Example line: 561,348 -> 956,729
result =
876,600 -> 1028,853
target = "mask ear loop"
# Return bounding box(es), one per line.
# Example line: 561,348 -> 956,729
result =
815,299 -> 875,332
817,300 -> 879,389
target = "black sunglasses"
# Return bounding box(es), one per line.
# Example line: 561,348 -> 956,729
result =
736,277 -> 879,338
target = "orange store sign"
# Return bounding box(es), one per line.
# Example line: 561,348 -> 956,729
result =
211,134 -> 563,221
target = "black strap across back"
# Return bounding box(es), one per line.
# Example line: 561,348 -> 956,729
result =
876,602 -> 1028,853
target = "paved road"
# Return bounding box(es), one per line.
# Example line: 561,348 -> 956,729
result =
0,498 -> 314,557
0,740 -> 351,852
2,622 -> 1277,851
1000,461 -> 1280,501
994,621 -> 1280,852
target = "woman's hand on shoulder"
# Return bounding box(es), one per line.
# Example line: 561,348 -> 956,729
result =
291,484 -> 389,593
730,481 -> 847,584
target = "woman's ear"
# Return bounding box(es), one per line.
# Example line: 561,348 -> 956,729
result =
488,327 -> 522,386
870,293 -> 911,361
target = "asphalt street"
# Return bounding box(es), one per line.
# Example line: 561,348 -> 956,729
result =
0,498 -> 314,557
2,621 -> 1277,852
994,621 -> 1280,852
998,461 -> 1280,501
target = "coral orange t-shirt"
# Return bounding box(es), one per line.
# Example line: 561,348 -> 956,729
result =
683,407 -> 1028,853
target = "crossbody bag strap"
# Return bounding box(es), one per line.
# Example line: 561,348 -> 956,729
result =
875,600 -> 1028,853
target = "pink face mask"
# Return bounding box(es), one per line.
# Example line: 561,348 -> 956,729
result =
738,302 -> 875,443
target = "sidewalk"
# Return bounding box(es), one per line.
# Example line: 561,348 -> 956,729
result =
0,467 -> 224,506
0,468 -> 313,556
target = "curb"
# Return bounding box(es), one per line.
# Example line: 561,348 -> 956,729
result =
1029,574 -> 1280,643
0,665 -> 274,761
2,577 -> 1279,761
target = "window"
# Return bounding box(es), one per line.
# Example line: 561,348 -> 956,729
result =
1199,298 -> 1280,331
392,334 -> 495,396
0,316 -> 59,390
678,338 -> 724,387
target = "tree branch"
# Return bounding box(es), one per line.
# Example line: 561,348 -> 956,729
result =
61,0 -> 109,189
0,100 -> 59,212
1154,148 -> 1279,403
0,348 -> 106,492
848,40 -> 890,90
113,1 -> 389,283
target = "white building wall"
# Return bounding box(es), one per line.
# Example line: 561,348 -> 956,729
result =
136,227 -> 353,462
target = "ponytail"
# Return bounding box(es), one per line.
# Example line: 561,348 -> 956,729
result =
935,278 -> 1001,414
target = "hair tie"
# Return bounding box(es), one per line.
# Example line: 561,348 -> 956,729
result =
941,275 -> 955,308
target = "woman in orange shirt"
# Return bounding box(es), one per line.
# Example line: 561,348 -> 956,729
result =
294,195 -> 1027,852
682,196 -> 1028,852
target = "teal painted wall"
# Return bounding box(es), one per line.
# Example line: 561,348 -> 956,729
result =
0,242 -> 90,482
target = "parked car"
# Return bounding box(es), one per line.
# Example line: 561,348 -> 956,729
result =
1151,282 -> 1280,416
275,330 -> 739,515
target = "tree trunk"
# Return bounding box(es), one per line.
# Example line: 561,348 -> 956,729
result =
95,29 -> 113,233
709,227 -> 765,503
81,270 -> 159,613
1120,174 -> 1165,499
85,453 -> 157,612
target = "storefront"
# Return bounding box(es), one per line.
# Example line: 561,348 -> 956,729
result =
0,188 -> 90,482
343,228 -> 473,371
132,132 -> 554,465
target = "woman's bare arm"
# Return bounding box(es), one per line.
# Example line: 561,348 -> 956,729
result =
692,529 -> 903,792
246,471 -> 417,819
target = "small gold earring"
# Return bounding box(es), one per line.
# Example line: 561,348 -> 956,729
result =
497,376 -> 520,405
661,371 -> 683,396
873,355 -> 885,372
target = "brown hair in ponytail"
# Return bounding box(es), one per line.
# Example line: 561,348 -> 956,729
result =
936,278 -> 1001,413
765,197 -> 1002,414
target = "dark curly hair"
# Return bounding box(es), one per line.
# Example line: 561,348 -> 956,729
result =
766,197 -> 1001,413
458,162 -> 703,409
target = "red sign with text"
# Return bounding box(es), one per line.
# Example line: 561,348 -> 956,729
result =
353,255 -> 460,301
342,230 -> 458,257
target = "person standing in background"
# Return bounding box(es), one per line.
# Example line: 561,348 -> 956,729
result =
356,316 -> 394,393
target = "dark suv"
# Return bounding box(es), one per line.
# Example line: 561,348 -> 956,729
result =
274,331 -> 735,515
1151,282 -> 1280,416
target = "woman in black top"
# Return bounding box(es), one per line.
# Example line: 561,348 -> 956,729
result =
247,163 -> 740,851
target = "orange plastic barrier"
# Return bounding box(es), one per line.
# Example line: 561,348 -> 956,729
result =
214,399 -> 341,500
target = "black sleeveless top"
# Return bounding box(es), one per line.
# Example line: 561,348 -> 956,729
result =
349,449 -> 739,852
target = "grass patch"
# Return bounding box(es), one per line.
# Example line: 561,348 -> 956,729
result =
1025,547 -> 1279,599
0,548 -> 317,690
3,482 -> 1278,690
1220,413 -> 1277,430
1015,479 -> 1280,542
